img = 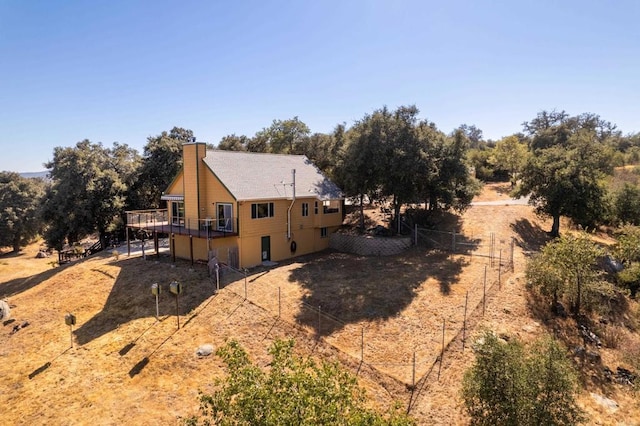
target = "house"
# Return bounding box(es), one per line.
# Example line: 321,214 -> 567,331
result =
126,142 -> 344,268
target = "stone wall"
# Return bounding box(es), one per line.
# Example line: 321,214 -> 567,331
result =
329,233 -> 411,256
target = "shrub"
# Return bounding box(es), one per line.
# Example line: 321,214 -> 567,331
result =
462,331 -> 584,426
185,338 -> 415,426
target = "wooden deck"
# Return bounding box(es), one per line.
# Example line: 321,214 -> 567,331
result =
125,210 -> 238,239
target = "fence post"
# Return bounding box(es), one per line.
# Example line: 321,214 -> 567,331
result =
215,264 -> 220,292
412,352 -> 416,388
463,291 -> 468,351
438,318 -> 445,380
511,237 -> 515,271
489,232 -> 496,268
483,265 -> 487,316
498,249 -> 502,290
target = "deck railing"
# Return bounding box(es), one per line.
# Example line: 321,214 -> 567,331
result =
126,209 -> 238,238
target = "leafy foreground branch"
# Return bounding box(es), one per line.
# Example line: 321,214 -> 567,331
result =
462,331 -> 585,426
184,338 -> 414,426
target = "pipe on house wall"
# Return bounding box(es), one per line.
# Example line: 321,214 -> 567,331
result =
287,169 -> 296,240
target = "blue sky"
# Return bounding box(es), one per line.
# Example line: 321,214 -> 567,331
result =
1,0 -> 639,172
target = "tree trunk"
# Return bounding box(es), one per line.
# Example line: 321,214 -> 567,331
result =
429,194 -> 437,211
99,232 -> 108,253
550,214 -> 560,237
12,234 -> 21,253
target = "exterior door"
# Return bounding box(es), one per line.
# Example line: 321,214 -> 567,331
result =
261,236 -> 271,261
217,203 -> 233,231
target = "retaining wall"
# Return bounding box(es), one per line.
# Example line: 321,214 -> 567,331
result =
329,233 -> 411,256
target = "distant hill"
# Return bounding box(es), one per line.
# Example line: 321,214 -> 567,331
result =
19,171 -> 50,179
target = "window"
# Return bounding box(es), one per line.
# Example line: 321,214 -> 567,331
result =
320,227 -> 328,238
314,201 -> 319,215
251,202 -> 274,219
323,200 -> 340,214
171,202 -> 185,226
302,202 -> 309,217
217,203 -> 233,231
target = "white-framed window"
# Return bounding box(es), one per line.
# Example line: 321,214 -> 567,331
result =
217,203 -> 233,231
320,227 -> 328,238
302,202 -> 309,217
171,202 -> 185,226
251,202 -> 274,219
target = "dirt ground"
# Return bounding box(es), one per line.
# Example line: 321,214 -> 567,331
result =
1,182 -> 638,425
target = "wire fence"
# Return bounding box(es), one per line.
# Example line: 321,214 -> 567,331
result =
211,253 -> 511,391
403,222 -> 516,271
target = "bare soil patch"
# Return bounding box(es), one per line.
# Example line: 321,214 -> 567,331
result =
2,182 -> 638,425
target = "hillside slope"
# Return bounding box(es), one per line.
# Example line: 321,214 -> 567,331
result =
1,183 -> 638,425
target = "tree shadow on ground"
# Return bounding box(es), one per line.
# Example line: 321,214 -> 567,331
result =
511,218 -> 552,254
288,248 -> 467,336
493,182 -> 515,196
74,256 -> 214,345
403,209 -> 463,233
0,264 -> 61,299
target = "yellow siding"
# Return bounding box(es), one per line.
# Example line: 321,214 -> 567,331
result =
165,173 -> 184,195
238,199 -> 289,237
314,226 -> 339,250
166,143 -> 344,268
172,233 -> 240,265
182,143 -> 207,227
236,197 -> 342,268
172,234 -> 191,260
209,238 -> 240,266
200,166 -> 236,226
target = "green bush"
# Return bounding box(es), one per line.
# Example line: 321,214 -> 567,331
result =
185,338 -> 415,426
462,331 -> 584,426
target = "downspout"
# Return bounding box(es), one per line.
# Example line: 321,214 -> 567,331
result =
287,169 -> 296,240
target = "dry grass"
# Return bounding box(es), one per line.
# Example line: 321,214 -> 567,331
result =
1,182 -> 639,425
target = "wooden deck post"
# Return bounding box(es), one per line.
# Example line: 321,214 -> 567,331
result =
154,231 -> 159,257
171,233 -> 176,263
189,235 -> 194,265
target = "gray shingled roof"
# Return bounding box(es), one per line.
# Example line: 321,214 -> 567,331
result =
202,150 -> 343,201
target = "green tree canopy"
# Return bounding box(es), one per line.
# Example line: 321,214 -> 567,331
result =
260,116 -> 311,154
42,140 -> 136,250
613,224 -> 640,266
456,123 -> 484,148
127,126 -> 191,210
0,172 -> 47,251
613,183 -> 640,226
217,134 -> 249,151
426,128 -> 481,212
525,232 -> 604,316
462,331 -> 584,426
336,108 -> 388,228
336,105 -> 480,229
492,135 -> 528,187
517,124 -> 614,236
186,338 -> 414,426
